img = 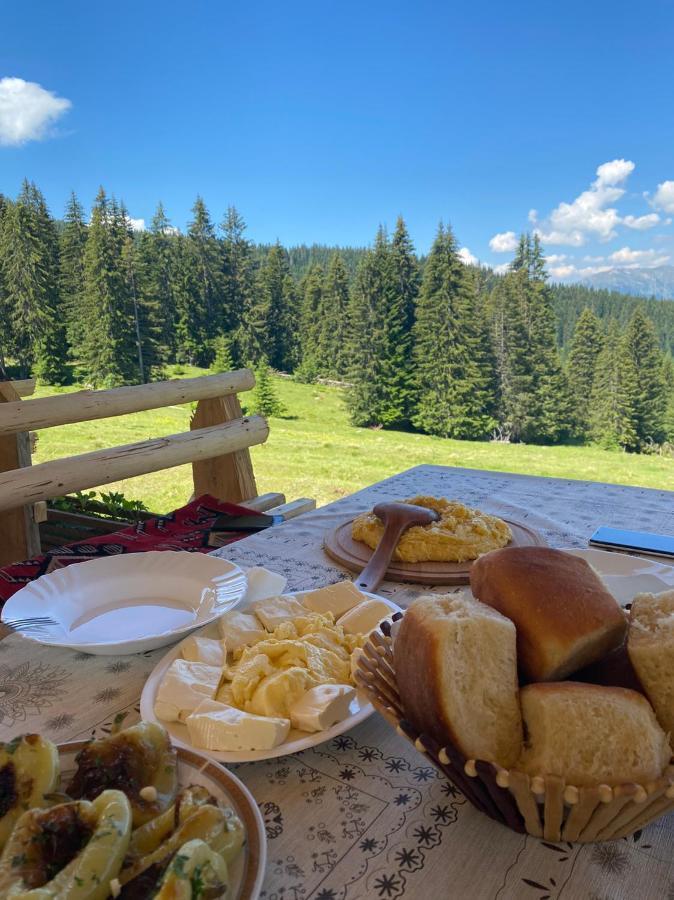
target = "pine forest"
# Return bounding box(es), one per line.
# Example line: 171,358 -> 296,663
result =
1,180 -> 673,455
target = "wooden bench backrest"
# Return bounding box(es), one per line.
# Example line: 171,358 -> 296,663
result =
0,371 -> 267,566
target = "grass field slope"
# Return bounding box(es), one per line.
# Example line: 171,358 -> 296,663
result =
31,367 -> 674,513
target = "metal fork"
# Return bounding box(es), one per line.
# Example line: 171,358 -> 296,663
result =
0,616 -> 59,640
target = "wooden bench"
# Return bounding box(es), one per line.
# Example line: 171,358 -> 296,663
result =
0,370 -> 315,567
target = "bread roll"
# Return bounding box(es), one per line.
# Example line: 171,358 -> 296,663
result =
628,590 -> 674,736
518,682 -> 671,785
470,547 -> 627,681
394,593 -> 522,767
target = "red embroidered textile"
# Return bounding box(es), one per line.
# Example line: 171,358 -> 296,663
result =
0,495 -> 258,605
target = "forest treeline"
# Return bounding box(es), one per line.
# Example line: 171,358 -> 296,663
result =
1,181 -> 673,453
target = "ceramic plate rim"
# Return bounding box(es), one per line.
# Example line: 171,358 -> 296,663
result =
2,551 -> 247,653
57,739 -> 266,900
140,589 -> 403,764
563,545 -> 674,576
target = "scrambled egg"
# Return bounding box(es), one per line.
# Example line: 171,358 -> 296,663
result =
352,494 -> 512,563
224,613 -> 363,717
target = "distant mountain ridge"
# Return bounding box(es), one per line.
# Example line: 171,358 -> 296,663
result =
580,265 -> 674,301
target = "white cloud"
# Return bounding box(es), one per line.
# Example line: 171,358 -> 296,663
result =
608,246 -> 670,267
548,246 -> 671,281
545,253 -> 567,265
595,159 -> 635,185
532,158 -> 635,246
127,217 -> 145,232
458,247 -> 478,266
0,77 -> 71,146
652,180 -> 674,214
623,213 -> 660,230
489,230 -> 518,253
549,265 -> 578,279
492,262 -> 510,275
550,264 -> 612,280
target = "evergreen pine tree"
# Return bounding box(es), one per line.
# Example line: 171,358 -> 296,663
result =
0,182 -> 68,381
390,216 -> 419,334
318,252 -> 351,377
173,234 -> 207,365
30,184 -> 69,384
566,307 -> 605,437
0,195 -> 8,377
298,263 -> 324,377
120,212 -> 165,382
79,189 -> 137,386
590,322 -> 640,451
59,191 -> 88,357
412,224 -> 497,438
487,269 -> 533,439
524,240 -> 573,442
221,206 -> 254,361
142,202 -> 177,358
210,334 -> 234,373
623,307 -> 667,446
242,243 -> 296,370
186,196 -> 223,362
661,355 -> 674,443
511,233 -> 533,272
487,235 -> 571,443
346,227 -> 413,428
252,359 -> 286,416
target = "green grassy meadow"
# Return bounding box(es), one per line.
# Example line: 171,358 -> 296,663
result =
31,366 -> 674,513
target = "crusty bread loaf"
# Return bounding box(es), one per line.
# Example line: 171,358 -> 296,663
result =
518,682 -> 671,785
394,593 -> 522,767
470,547 -> 627,681
628,590 -> 674,737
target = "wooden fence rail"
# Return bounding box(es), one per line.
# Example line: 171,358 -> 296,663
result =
0,415 -> 268,514
0,370 -> 255,435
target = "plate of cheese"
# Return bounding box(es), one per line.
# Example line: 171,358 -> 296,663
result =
140,581 -> 402,762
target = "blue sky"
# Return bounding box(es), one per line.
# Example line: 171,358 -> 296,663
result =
2,0 -> 674,278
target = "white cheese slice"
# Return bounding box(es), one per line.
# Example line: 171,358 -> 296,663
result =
181,635 -> 226,668
154,659 -> 222,723
337,598 -> 393,635
186,698 -> 290,751
289,684 -> 356,732
302,581 -> 364,618
244,567 -> 287,602
217,610 -> 266,651
251,595 -> 308,631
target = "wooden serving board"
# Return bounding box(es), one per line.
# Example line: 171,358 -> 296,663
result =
324,516 -> 546,585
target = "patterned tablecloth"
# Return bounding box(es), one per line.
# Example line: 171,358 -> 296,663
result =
1,465 -> 673,899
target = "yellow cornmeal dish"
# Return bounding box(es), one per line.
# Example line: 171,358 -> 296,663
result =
352,495 -> 512,563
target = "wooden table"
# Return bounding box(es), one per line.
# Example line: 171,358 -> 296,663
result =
1,465 -> 673,899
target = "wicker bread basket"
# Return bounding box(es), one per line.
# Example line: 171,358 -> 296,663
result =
355,614 -> 674,844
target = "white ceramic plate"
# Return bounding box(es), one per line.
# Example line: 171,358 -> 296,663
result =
58,740 -> 266,900
140,590 -> 403,763
564,547 -> 674,606
2,551 -> 247,655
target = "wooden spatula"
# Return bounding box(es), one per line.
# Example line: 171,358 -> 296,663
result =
355,501 -> 440,593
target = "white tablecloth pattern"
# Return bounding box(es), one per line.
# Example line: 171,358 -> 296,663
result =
0,465 -> 673,899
